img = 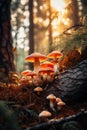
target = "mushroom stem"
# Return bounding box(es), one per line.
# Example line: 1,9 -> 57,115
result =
34,58 -> 40,72
54,63 -> 59,74
49,100 -> 55,112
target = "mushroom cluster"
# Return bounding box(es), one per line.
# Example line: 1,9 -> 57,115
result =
38,94 -> 66,122
46,94 -> 66,112
19,51 -> 65,123
21,51 -> 63,87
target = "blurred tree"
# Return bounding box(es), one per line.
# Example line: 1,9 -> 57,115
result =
34,0 -> 49,54
11,0 -> 29,72
0,0 -> 15,75
11,0 -> 87,72
28,0 -> 34,70
48,0 -> 53,52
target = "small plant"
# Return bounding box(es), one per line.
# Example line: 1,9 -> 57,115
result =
62,121 -> 81,130
0,101 -> 21,130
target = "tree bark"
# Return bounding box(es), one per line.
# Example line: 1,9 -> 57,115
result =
28,0 -> 34,70
27,60 -> 87,130
44,59 -> 87,103
27,110 -> 87,130
0,0 -> 15,75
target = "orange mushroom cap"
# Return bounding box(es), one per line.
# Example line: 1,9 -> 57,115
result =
40,61 -> 54,69
21,70 -> 37,78
38,67 -> 54,75
25,52 -> 47,62
56,97 -> 62,103
46,94 -> 56,100
39,110 -> 52,118
25,52 -> 47,72
21,70 -> 32,76
34,87 -> 43,92
47,51 -> 63,59
57,101 -> 66,106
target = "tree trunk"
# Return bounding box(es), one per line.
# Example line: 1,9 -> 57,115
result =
28,0 -> 34,70
48,0 -> 53,52
44,59 -> 87,103
0,0 -> 15,75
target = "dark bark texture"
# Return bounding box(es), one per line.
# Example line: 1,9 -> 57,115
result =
27,60 -> 87,130
44,59 -> 87,103
0,0 -> 15,75
27,110 -> 87,130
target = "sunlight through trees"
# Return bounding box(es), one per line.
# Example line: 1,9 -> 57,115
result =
11,0 -> 87,72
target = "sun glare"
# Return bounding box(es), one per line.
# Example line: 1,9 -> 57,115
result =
51,0 -> 67,12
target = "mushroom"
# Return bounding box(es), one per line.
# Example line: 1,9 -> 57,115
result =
34,87 -> 43,95
40,61 -> 54,69
25,52 -> 47,72
38,67 -> 54,81
47,50 -> 63,59
56,97 -> 62,103
21,69 -> 31,76
57,101 -> 66,110
26,71 -> 37,79
39,110 -> 52,122
21,70 -> 37,85
21,70 -> 34,80
46,94 -> 56,111
47,51 -> 63,74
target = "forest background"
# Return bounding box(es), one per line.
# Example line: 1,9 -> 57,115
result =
11,0 -> 87,73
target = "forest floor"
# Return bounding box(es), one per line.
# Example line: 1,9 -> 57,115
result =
0,82 -> 87,130
0,48 -> 87,130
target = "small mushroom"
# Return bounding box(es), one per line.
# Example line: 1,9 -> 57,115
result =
21,70 -> 37,80
26,71 -> 37,79
40,61 -> 54,69
57,101 -> 66,110
56,97 -> 62,103
21,70 -> 31,76
47,51 -> 63,59
46,94 -> 56,111
47,51 -> 63,74
25,52 -> 47,72
39,110 -> 52,122
34,87 -> 43,95
38,67 -> 54,81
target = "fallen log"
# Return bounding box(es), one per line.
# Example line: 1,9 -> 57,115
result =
25,60 -> 87,130
44,59 -> 87,103
27,110 -> 87,130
